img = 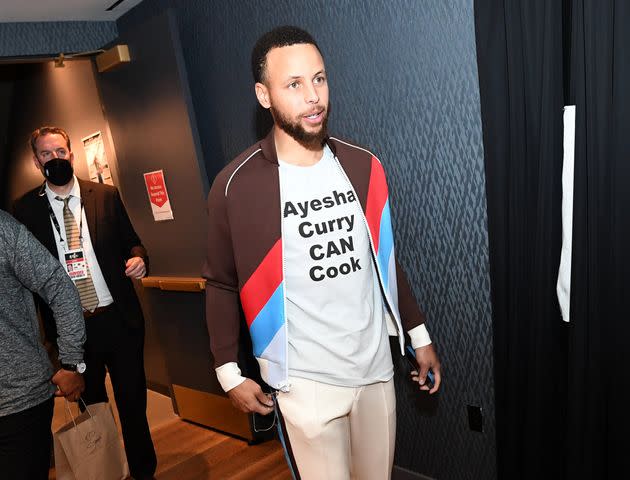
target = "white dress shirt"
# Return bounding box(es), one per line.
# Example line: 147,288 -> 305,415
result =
45,176 -> 113,308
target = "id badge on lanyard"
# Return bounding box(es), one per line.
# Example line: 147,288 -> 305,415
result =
47,197 -> 88,281
64,249 -> 89,280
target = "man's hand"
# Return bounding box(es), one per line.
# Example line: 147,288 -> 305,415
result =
125,256 -> 146,279
411,344 -> 442,394
227,378 -> 275,415
51,369 -> 85,402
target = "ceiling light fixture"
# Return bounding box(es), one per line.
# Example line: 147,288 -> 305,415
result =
52,49 -> 106,68
53,53 -> 65,68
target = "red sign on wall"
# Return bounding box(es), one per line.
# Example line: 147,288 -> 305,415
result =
144,170 -> 168,207
143,170 -> 174,221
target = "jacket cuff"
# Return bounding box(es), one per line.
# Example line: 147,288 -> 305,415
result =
408,324 -> 432,349
215,362 -> 246,392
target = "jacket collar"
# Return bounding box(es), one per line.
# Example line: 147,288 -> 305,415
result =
77,179 -> 98,250
259,129 -> 278,165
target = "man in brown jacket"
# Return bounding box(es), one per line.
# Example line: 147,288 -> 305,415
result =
204,26 -> 441,480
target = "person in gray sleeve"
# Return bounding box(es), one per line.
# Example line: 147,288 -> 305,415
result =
0,210 -> 86,480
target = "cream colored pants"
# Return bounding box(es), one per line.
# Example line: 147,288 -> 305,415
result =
277,376 -> 396,480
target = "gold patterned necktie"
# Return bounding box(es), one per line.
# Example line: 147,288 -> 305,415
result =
55,195 -> 99,312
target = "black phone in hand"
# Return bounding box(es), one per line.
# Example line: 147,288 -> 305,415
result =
405,345 -> 435,389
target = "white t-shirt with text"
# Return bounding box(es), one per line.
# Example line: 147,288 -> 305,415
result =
279,146 -> 394,386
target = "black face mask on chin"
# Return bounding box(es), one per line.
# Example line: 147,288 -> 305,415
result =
41,158 -> 74,186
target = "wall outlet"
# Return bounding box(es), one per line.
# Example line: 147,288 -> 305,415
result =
467,405 -> 483,432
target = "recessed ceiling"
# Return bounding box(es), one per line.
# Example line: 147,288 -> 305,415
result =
0,0 -> 144,22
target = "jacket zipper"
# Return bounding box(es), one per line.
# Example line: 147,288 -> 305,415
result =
277,164 -> 291,392
332,156 -> 405,353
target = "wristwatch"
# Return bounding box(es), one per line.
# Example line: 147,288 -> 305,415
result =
61,362 -> 87,374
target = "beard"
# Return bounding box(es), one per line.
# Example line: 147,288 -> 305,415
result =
271,102 -> 330,151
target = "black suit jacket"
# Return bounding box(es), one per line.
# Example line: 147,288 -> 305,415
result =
13,178 -> 148,334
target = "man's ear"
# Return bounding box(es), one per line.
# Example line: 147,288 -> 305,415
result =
255,82 -> 271,109
32,154 -> 42,171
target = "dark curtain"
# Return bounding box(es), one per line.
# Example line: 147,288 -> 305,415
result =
475,0 -> 630,478
566,1 -> 630,477
474,1 -> 567,478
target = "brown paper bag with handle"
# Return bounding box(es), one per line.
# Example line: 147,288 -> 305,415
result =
53,400 -> 129,480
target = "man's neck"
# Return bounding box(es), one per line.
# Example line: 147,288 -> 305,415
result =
47,177 -> 75,197
273,127 -> 324,166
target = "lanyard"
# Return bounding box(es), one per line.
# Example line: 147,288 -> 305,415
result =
46,196 -> 84,248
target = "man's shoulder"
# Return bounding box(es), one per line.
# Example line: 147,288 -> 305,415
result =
0,209 -> 18,226
13,185 -> 44,214
0,209 -> 23,243
78,178 -> 118,197
212,142 -> 266,190
328,136 -> 381,162
14,184 -> 42,203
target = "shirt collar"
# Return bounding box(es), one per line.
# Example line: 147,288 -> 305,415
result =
278,144 -> 333,169
45,175 -> 80,203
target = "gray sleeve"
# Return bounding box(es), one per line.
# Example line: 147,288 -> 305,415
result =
10,223 -> 85,364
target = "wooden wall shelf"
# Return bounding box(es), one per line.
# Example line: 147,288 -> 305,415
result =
141,276 -> 206,292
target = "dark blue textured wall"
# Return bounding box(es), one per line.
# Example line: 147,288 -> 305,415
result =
0,22 -> 117,57
120,1 -> 496,478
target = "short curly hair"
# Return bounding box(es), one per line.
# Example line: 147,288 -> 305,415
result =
251,26 -> 321,84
